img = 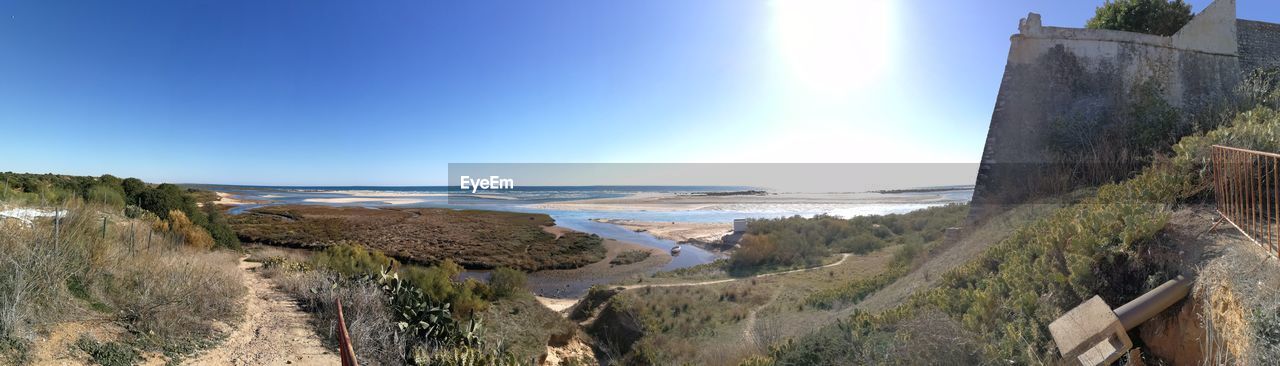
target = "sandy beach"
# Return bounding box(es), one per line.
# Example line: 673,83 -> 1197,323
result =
591,218 -> 732,244
214,191 -> 259,205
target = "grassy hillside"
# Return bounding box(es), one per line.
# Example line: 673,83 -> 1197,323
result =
230,205 -> 606,271
588,204 -> 969,365
0,199 -> 243,365
760,107 -> 1280,365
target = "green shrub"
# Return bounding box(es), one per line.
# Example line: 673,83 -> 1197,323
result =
1239,67 -> 1280,110
137,184 -> 196,221
805,267 -> 908,310
85,185 -> 125,208
260,256 -> 313,273
313,241 -> 399,277
200,205 -> 240,250
488,267 -> 527,299
122,205 -> 157,221
400,263 -> 459,301
76,336 -> 138,366
610,250 -> 651,266
729,204 -> 968,273
832,233 -> 882,254
1085,0 -> 1193,36
411,345 -> 525,366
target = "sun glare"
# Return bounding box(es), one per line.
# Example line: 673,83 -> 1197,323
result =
770,0 -> 895,99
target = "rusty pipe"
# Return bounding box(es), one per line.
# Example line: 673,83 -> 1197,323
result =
1114,274 -> 1193,330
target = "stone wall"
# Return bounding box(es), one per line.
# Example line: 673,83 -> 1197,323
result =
1238,19 -> 1280,73
970,0 -> 1251,220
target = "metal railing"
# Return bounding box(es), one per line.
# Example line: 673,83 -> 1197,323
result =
1212,145 -> 1280,258
336,298 -> 359,366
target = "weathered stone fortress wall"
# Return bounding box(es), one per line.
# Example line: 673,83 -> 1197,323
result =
1239,20 -> 1280,73
970,0 -> 1280,218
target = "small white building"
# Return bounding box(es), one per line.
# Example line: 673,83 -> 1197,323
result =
733,219 -> 748,233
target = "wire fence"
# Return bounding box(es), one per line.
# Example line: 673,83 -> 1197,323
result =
0,198 -> 193,254
1212,145 -> 1280,258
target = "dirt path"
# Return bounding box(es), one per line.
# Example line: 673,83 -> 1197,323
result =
538,254 -> 852,314
187,257 -> 338,366
618,253 -> 851,290
741,289 -> 782,350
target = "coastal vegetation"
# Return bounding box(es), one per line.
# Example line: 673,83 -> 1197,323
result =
755,88 -> 1280,364
488,267 -> 529,299
230,205 -> 606,271
586,205 -> 968,365
0,172 -> 241,250
0,197 -> 243,364
255,242 -> 568,364
729,204 -> 967,274
591,282 -> 769,364
609,250 -> 652,266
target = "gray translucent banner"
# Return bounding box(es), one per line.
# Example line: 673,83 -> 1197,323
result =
445,163 -> 980,209
447,163 -> 978,193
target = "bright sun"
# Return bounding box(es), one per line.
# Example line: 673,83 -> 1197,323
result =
770,0 -> 895,99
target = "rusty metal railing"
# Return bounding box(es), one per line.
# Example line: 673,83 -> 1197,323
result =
1212,145 -> 1280,258
336,298 -> 360,366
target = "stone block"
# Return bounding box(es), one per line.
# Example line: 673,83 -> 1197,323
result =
1049,296 -> 1132,366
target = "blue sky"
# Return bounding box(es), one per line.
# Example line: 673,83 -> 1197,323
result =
2,0 -> 1276,185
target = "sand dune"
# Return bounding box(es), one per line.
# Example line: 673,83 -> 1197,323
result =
592,218 -> 732,243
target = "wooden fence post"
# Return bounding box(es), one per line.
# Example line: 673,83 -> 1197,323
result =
52,209 -> 60,244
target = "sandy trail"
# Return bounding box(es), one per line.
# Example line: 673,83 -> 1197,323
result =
741,289 -> 781,350
187,257 -> 337,366
538,253 -> 852,313
618,253 -> 851,290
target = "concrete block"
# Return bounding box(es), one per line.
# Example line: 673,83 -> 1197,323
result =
1049,296 -> 1132,366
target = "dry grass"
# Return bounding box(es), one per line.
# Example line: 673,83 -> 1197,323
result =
480,295 -> 577,361
1195,238 -> 1280,365
0,199 -> 244,363
275,271 -> 406,365
106,251 -> 243,339
593,282 -> 771,364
